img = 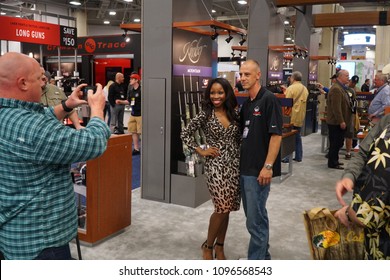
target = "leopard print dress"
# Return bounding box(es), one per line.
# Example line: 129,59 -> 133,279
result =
181,110 -> 241,213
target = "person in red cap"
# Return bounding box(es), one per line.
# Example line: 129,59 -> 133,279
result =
117,73 -> 142,155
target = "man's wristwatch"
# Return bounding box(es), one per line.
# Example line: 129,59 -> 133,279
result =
61,100 -> 73,112
264,163 -> 273,170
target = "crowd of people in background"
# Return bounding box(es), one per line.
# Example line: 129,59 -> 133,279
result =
0,50 -> 388,260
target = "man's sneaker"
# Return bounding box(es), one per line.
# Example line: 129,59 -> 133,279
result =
345,153 -> 352,160
132,149 -> 140,155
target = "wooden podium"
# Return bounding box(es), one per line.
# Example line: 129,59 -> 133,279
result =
78,134 -> 132,245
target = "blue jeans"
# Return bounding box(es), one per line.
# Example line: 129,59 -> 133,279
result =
34,244 -> 72,260
240,175 -> 271,260
294,126 -> 302,161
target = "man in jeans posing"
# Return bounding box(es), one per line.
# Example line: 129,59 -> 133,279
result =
239,59 -> 283,259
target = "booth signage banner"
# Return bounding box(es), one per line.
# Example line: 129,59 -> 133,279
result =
172,29 -> 213,77
351,46 -> 366,60
309,60 -> 318,84
173,29 -> 212,66
60,25 -> 77,48
172,64 -> 212,77
0,16 -> 60,46
267,50 -> 284,85
32,35 -> 140,56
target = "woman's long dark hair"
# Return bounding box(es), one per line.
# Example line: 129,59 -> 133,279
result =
203,77 -> 239,124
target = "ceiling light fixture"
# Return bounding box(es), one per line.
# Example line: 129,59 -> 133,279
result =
124,0 -> 134,2
238,1 -> 247,4
284,20 -> 289,25
133,18 -> 141,22
239,35 -> 246,46
109,11 -> 116,16
210,27 -> 219,40
104,21 -> 110,24
69,1 -> 82,6
211,9 -> 216,13
122,30 -> 131,43
225,31 -> 233,44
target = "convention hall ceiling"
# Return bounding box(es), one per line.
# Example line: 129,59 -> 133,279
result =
0,0 -> 387,44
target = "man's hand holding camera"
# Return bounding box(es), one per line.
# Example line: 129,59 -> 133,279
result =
58,83 -> 106,122
86,83 -> 106,121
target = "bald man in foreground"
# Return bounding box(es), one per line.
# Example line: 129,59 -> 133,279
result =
0,52 -> 110,260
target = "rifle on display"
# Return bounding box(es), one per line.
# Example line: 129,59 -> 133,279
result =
178,92 -> 190,157
184,91 -> 191,126
190,75 -> 202,147
196,81 -> 207,145
182,74 -> 196,176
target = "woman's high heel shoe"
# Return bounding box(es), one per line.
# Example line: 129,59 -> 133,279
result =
201,241 -> 213,260
214,242 -> 226,260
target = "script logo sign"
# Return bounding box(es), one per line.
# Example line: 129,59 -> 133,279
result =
179,37 -> 207,64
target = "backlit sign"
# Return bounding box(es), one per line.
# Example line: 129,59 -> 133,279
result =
344,34 -> 376,46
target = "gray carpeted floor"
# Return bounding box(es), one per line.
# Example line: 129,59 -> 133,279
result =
71,130 -> 349,260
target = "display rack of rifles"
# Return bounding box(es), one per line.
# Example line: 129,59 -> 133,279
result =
178,77 -> 207,177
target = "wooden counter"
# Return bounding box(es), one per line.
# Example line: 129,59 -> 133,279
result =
279,130 -> 298,182
77,134 -> 132,245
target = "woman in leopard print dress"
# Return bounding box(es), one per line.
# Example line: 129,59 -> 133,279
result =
181,78 -> 241,260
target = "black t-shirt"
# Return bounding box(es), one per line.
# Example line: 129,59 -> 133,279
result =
128,85 -> 141,116
361,83 -> 370,92
240,87 -> 283,177
108,82 -> 126,107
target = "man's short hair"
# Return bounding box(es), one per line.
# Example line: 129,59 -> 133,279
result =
376,73 -> 389,83
291,71 -> 302,82
336,69 -> 348,77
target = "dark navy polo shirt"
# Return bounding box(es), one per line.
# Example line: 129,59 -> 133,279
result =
240,87 -> 283,177
128,86 -> 141,116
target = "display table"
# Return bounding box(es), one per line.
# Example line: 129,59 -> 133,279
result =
77,134 -> 132,245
